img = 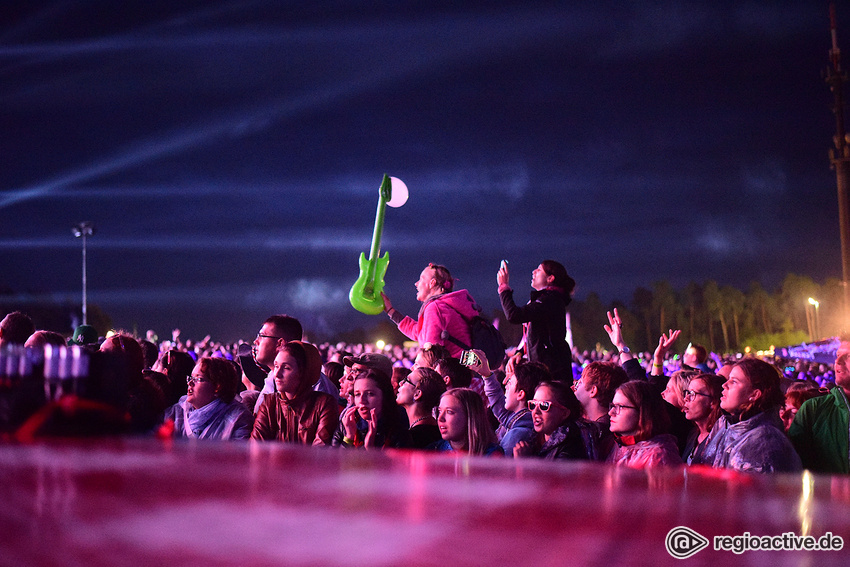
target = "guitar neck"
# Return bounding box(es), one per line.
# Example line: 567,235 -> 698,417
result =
367,174 -> 391,279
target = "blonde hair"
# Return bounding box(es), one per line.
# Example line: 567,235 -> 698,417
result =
440,388 -> 497,456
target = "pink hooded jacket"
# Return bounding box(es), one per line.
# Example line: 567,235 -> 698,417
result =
394,289 -> 478,357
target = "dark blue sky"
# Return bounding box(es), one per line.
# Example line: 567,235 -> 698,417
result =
0,1 -> 846,342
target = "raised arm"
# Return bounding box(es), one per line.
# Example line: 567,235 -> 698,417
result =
651,329 -> 681,376
603,308 -> 634,363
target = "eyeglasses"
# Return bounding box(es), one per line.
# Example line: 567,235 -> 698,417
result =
682,389 -> 712,401
608,403 -> 638,415
527,400 -> 565,412
571,377 -> 582,392
187,375 -> 211,385
398,376 -> 417,388
780,406 -> 798,418
256,333 -> 282,341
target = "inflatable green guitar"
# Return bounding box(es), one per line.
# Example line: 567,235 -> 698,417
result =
349,174 -> 408,315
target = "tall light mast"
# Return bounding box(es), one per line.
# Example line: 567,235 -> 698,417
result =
827,2 -> 850,330
72,221 -> 95,325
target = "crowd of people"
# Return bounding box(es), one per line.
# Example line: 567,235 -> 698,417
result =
1,259 -> 847,475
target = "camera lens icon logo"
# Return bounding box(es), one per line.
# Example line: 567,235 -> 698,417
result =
665,526 -> 709,559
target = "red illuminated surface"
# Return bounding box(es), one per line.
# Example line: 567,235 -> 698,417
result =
0,439 -> 848,566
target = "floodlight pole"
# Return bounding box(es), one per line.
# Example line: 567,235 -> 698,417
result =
72,222 -> 95,325
828,2 -> 850,333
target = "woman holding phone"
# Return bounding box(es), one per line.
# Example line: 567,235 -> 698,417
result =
497,259 -> 575,382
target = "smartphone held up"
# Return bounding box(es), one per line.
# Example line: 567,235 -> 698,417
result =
460,350 -> 480,367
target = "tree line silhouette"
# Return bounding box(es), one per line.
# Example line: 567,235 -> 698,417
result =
560,273 -> 842,354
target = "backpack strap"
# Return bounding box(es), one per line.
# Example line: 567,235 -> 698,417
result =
506,408 -> 530,430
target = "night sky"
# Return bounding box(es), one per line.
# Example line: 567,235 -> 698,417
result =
1,1 -> 847,343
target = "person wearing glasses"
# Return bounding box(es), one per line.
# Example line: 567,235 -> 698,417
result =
252,315 -> 303,371
396,367 -> 445,448
603,311 -> 694,455
661,369 -> 700,411
787,342 -> 850,474
243,315 -> 304,412
251,342 -> 339,445
696,359 -> 801,473
247,315 -> 338,413
162,357 -> 254,440
607,380 -> 682,468
430,388 -> 502,456
572,361 -> 629,461
513,380 -> 598,460
681,373 -> 725,464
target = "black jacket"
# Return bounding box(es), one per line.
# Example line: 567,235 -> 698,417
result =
500,286 -> 572,380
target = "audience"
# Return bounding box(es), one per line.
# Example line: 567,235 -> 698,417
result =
781,388 -> 825,432
251,341 -> 339,445
24,330 -> 67,349
4,306 -> 849,477
789,342 -> 850,474
607,380 -> 683,468
396,367 -> 445,449
514,380 -> 597,460
694,359 -> 801,473
0,311 -> 35,348
381,263 -> 480,358
572,361 -> 629,460
473,351 -> 542,458
430,388 -> 502,456
162,357 -> 253,440
496,259 -> 575,382
681,373 -> 725,463
333,369 -> 410,449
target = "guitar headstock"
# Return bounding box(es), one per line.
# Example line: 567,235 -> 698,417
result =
380,174 -> 391,204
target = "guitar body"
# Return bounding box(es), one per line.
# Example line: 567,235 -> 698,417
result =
349,250 -> 390,315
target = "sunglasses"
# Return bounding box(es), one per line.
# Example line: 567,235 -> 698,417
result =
527,400 -> 564,412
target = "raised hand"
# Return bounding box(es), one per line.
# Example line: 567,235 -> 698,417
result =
603,308 -> 625,350
652,329 -> 681,372
497,261 -> 510,287
505,353 -> 523,377
465,348 -> 492,377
